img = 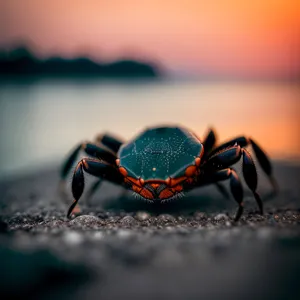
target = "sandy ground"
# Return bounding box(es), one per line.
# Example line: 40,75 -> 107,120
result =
0,161 -> 299,300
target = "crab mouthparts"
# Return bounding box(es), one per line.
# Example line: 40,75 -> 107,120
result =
145,183 -> 167,198
135,183 -> 182,201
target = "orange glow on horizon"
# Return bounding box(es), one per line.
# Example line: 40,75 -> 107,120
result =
1,0 -> 299,77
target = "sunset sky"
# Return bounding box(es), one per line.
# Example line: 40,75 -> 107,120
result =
1,0 -> 299,78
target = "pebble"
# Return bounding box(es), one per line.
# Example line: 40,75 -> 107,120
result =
46,220 -> 64,228
70,215 -> 101,225
157,214 -> 176,223
194,212 -> 207,220
119,216 -> 137,226
107,216 -> 120,223
214,214 -> 229,221
135,211 -> 150,221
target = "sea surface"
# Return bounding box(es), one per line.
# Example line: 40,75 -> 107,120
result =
0,79 -> 299,179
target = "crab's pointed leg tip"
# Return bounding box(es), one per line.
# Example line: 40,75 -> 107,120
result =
72,205 -> 81,214
67,200 -> 81,219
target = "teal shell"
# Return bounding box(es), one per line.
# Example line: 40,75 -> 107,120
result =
118,126 -> 203,180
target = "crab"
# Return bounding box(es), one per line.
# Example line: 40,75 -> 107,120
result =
60,125 -> 278,221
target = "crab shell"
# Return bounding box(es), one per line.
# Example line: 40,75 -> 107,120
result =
116,126 -> 204,201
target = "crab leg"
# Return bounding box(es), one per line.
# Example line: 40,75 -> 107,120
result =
202,128 -> 229,199
207,136 -> 278,192
60,142 -> 117,180
202,145 -> 263,214
60,142 -> 117,205
202,145 -> 242,170
68,158 -> 123,218
204,168 -> 244,221
202,127 -> 218,158
85,134 -> 124,198
95,133 -> 124,153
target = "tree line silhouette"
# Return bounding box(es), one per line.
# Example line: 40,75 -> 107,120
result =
0,48 -> 159,78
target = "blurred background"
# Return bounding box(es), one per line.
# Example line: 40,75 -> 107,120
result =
0,0 -> 299,179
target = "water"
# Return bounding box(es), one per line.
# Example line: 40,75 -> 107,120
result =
0,79 -> 299,179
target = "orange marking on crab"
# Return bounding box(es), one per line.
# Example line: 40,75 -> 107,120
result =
116,159 -> 120,166
82,159 -> 89,169
132,185 -> 154,199
171,185 -> 183,193
169,176 -> 187,187
165,177 -> 171,186
195,157 -> 201,167
199,146 -> 204,159
127,176 -> 143,187
72,205 -> 81,214
185,165 -> 197,177
159,189 -> 174,199
132,185 -> 142,193
119,167 -> 128,177
140,188 -> 155,199
151,183 -> 160,189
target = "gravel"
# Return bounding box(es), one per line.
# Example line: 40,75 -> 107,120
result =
0,161 -> 299,300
